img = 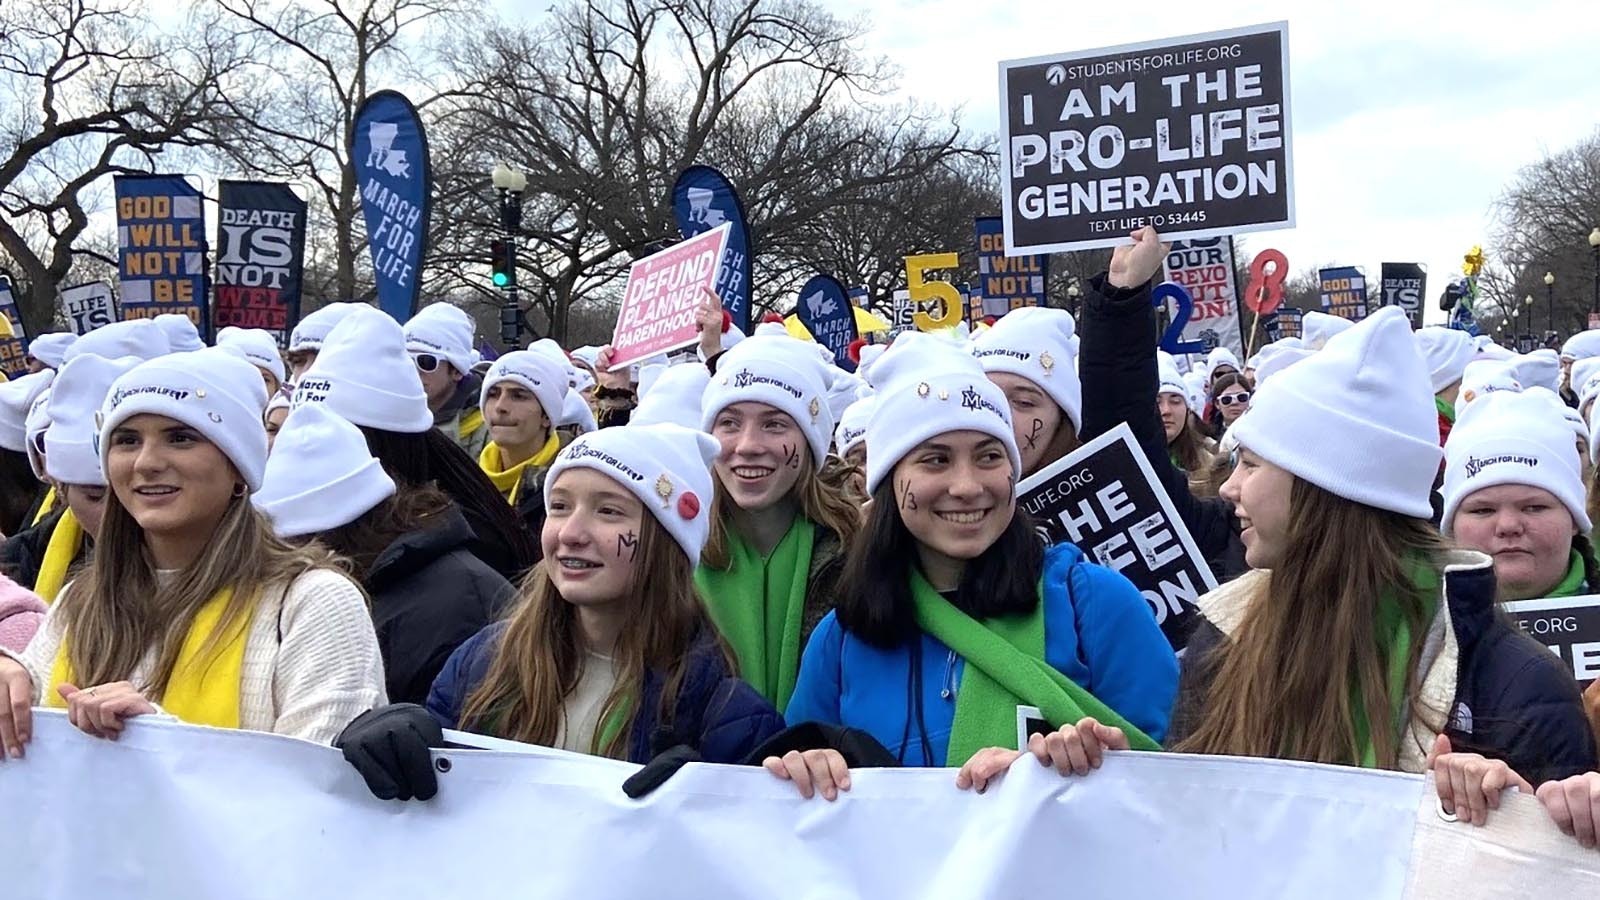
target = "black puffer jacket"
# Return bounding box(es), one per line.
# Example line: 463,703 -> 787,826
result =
1,507 -> 64,590
365,505 -> 517,705
1168,552 -> 1598,785
1078,275 -> 1245,580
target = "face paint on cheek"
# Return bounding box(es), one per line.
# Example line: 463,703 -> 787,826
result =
1024,418 -> 1045,451
616,531 -> 639,562
896,479 -> 917,512
782,443 -> 801,470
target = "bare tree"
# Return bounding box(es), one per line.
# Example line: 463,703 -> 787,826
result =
0,0 -> 258,330
1490,128 -> 1600,337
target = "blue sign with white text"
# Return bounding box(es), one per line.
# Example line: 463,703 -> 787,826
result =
672,166 -> 752,333
797,274 -> 857,369
351,91 -> 431,322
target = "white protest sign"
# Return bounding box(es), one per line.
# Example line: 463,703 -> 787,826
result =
609,223 -> 730,369
58,280 -> 117,335
1018,422 -> 1218,651
1503,594 -> 1600,686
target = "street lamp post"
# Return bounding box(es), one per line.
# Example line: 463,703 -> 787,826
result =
491,162 -> 528,346
1066,281 -> 1080,316
1589,227 -> 1600,317
1544,271 -> 1556,336
1523,294 -> 1535,349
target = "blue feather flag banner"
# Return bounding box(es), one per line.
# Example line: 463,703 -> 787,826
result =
351,91 -> 431,322
672,166 -> 752,333
797,274 -> 857,368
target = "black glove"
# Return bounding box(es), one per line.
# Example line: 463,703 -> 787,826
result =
335,704 -> 445,801
622,744 -> 702,799
741,722 -> 899,769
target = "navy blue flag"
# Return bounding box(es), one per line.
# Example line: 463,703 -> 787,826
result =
0,275 -> 27,378
351,91 -> 431,322
796,274 -> 857,369
113,174 -> 209,334
672,166 -> 752,332
1317,266 -> 1369,322
974,217 -> 1047,319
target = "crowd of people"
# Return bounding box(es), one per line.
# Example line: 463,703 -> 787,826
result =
0,226 -> 1598,853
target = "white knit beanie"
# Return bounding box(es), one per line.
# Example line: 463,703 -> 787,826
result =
99,348 -> 271,491
634,362 -> 710,430
293,306 -> 432,434
0,370 -> 54,453
1473,337 -> 1516,362
216,327 -> 287,385
544,423 -> 720,563
1572,357 -> 1600,399
972,306 -> 1083,433
45,355 -> 141,486
1228,306 -> 1440,518
25,389 -> 51,479
404,303 -> 479,376
863,332 -> 1019,496
1253,339 -> 1316,385
1524,387 -> 1588,446
1156,352 -> 1187,397
1508,349 -> 1560,393
834,395 -> 875,457
1455,360 -> 1522,417
562,392 -> 597,435
1206,346 -> 1241,379
27,333 -> 76,369
1561,329 -> 1600,362
824,369 -> 868,425
479,350 -> 569,432
1302,310 -> 1355,350
1183,371 -> 1208,416
265,392 -> 290,420
570,345 -> 602,369
701,335 -> 835,467
253,402 -> 397,537
288,301 -> 362,354
154,314 -> 205,353
1442,390 -> 1590,535
1414,326 -> 1476,394
857,343 -> 889,387
63,320 -> 170,364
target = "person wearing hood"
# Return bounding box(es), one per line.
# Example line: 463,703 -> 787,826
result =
695,335 -> 861,710
773,336 -> 1175,799
25,333 -> 75,373
285,301 -> 361,385
254,403 -> 514,705
217,327 -> 288,399
475,350 -> 571,542
0,370 -> 55,537
294,307 -> 537,580
404,303 -> 488,459
333,424 -> 784,801
0,348 -> 387,756
1415,326 -> 1477,449
971,306 -> 1083,479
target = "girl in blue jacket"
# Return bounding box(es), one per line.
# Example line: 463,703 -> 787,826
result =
336,424 -> 784,801
771,333 -> 1177,800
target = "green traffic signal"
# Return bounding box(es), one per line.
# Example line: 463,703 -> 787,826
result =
492,271 -> 510,288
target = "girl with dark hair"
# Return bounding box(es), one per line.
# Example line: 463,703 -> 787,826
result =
334,424 -> 783,801
254,403 -> 514,705
1208,372 -> 1252,436
291,306 -> 538,580
971,307 -> 1082,478
769,334 -> 1175,800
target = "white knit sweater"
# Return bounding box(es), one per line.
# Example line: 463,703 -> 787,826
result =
10,567 -> 387,745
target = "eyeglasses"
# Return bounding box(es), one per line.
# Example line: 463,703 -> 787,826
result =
1217,392 -> 1251,407
412,353 -> 440,373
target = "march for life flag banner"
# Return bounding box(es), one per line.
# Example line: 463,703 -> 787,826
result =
609,224 -> 731,369
796,273 -> 857,367
1503,594 -> 1600,688
672,165 -> 753,333
1319,265 -> 1370,322
974,216 -> 1047,317
113,174 -> 208,332
998,22 -> 1294,254
215,181 -> 308,343
1162,237 -> 1245,357
351,90 -> 430,322
58,281 -> 117,335
0,274 -> 28,378
1018,423 -> 1217,652
1381,262 -> 1427,328
7,712 -> 1598,899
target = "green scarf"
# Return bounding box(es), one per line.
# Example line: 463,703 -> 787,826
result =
695,518 -> 815,711
1434,396 -> 1456,424
1549,551 -> 1588,598
908,568 -> 1160,767
1352,561 -> 1440,768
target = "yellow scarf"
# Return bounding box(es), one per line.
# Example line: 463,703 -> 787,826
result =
44,587 -> 255,729
479,432 -> 561,505
460,408 -> 485,438
31,486 -> 57,526
34,507 -> 83,604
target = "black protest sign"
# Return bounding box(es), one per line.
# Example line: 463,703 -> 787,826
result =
1017,422 -> 1218,651
999,22 -> 1293,254
1502,596 -> 1600,688
59,281 -> 116,335
1380,263 -> 1426,328
215,181 -> 308,343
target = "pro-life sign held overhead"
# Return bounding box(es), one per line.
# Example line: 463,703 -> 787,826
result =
609,223 -> 731,369
999,22 -> 1294,253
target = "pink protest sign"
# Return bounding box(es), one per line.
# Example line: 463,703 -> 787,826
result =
610,223 -> 731,368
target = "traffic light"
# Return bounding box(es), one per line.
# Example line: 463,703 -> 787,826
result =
490,239 -> 513,288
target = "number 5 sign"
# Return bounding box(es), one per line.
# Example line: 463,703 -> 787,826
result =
904,253 -> 962,331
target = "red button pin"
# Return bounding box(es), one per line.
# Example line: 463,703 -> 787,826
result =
677,491 -> 700,519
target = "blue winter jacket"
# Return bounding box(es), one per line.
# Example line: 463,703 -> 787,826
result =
784,543 -> 1179,766
427,622 -> 785,764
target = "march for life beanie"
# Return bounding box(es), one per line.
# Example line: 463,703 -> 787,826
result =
701,335 -> 835,468
254,402 -> 397,537
293,306 -> 432,434
46,354 -> 140,486
1442,389 -> 1590,535
971,306 -> 1083,433
404,303 -> 480,377
1228,306 -> 1441,518
1414,327 -> 1476,394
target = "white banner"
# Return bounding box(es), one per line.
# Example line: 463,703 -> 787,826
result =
1163,237 -> 1244,359
3,711 -> 1597,898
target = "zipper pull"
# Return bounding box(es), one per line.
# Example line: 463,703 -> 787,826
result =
940,650 -> 957,700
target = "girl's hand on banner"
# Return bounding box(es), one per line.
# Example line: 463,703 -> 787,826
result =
593,345 -> 631,391
696,288 -> 725,359
0,657 -> 33,759
1426,734 -> 1532,827
1536,771 -> 1600,850
763,748 -> 851,801
1030,717 -> 1129,776
1108,226 -> 1171,290
57,681 -> 155,741
956,747 -> 1022,793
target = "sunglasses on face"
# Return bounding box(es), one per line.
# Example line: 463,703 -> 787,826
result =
1217,392 -> 1251,407
412,353 -> 440,373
